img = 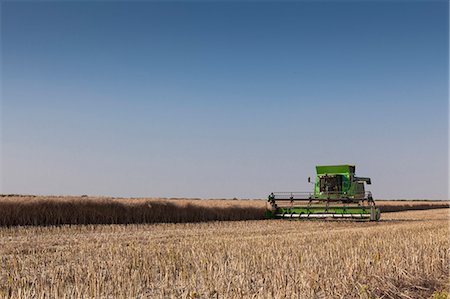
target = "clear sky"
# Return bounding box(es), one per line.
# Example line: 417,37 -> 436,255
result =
1,1 -> 448,199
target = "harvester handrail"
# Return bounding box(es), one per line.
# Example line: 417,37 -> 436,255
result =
272,191 -> 372,195
272,192 -> 313,196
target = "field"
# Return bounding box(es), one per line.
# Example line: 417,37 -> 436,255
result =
0,204 -> 448,298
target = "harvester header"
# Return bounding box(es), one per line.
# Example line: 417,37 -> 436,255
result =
265,164 -> 380,221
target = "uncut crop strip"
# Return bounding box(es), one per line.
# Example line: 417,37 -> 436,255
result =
377,200 -> 450,212
0,196 -> 266,226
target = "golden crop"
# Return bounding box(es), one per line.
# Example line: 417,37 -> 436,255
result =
0,208 -> 448,298
0,196 -> 266,226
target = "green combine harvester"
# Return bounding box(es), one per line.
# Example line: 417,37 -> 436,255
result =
265,165 -> 380,221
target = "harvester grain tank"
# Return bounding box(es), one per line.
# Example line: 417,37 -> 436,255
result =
265,165 -> 380,221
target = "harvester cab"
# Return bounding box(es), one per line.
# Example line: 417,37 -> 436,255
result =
265,165 -> 380,221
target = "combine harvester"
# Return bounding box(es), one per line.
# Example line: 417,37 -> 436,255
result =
265,165 -> 380,221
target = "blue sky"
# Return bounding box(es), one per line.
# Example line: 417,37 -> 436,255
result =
1,1 -> 448,199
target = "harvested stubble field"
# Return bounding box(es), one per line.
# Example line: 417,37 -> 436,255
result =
0,208 -> 449,298
0,195 -> 448,226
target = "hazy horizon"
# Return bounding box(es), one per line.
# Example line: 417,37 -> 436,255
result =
1,1 -> 449,200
